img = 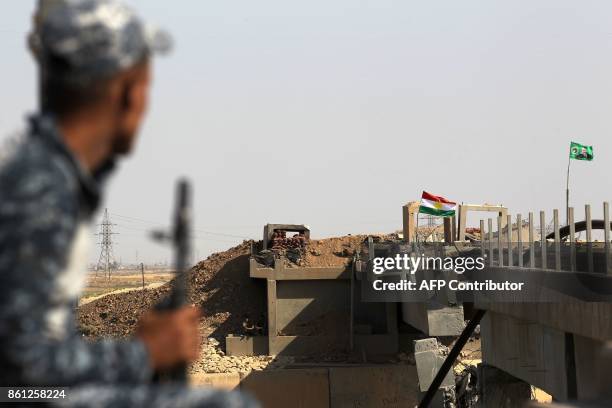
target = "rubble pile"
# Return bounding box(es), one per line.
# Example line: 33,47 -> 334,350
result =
191,338 -> 416,375
190,338 -> 296,374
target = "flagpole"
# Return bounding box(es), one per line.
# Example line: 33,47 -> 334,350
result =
566,155 -> 571,226
415,212 -> 420,244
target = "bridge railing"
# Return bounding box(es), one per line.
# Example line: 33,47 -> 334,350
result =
479,202 -> 611,275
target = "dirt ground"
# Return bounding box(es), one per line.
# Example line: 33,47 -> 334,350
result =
80,270 -> 174,302
79,281 -> 168,306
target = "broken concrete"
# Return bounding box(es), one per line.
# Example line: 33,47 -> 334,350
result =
413,338 -> 454,392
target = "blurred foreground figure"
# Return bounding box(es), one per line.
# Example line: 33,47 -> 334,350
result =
0,1 -> 257,407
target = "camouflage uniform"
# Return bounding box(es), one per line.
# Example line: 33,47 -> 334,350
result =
0,1 -> 257,407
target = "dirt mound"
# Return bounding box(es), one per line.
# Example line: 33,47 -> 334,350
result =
78,241 -> 266,341
300,235 -> 369,267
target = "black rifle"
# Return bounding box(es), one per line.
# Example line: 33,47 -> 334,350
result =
152,179 -> 192,383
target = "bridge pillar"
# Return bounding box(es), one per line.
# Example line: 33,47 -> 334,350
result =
402,201 -> 420,243
479,364 -> 531,407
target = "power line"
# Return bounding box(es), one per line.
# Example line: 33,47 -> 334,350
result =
109,212 -> 253,240
110,212 -> 261,229
112,222 -> 247,243
115,230 -> 241,244
110,213 -> 165,226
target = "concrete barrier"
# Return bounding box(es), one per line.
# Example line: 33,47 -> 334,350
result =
191,365 -> 421,408
240,368 -> 330,408
190,372 -> 240,390
328,365 -> 419,408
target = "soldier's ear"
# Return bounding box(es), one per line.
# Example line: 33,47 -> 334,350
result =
125,65 -> 150,112
119,79 -> 135,112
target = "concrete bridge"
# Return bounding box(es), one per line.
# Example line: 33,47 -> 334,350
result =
400,201 -> 612,405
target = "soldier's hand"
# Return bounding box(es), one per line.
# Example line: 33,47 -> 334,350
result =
136,305 -> 201,371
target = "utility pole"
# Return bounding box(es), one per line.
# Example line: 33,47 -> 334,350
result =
95,208 -> 118,280
141,263 -> 145,290
426,214 -> 435,229
140,262 -> 145,305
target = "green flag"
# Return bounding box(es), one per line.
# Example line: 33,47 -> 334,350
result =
569,142 -> 593,161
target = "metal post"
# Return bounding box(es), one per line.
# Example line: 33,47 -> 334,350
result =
605,202 -> 610,275
480,220 -> 486,259
517,214 -> 523,267
140,262 -> 145,304
566,156 -> 571,225
529,212 -> 535,268
585,204 -> 593,273
569,207 -> 576,272
350,257 -> 355,351
553,209 -> 561,271
540,211 -> 547,269
488,218 -> 493,266
497,215 -> 503,266
507,214 -> 513,267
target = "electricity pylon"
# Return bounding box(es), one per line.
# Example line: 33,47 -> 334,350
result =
95,208 -> 118,280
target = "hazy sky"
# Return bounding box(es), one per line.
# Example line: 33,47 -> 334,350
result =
2,1 -> 612,264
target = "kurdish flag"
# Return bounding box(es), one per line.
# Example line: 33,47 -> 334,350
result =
419,191 -> 457,217
569,142 -> 593,161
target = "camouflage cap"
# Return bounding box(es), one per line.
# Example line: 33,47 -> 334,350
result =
29,0 -> 172,84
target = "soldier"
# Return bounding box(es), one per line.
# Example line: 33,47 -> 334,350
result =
0,1 -> 257,407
